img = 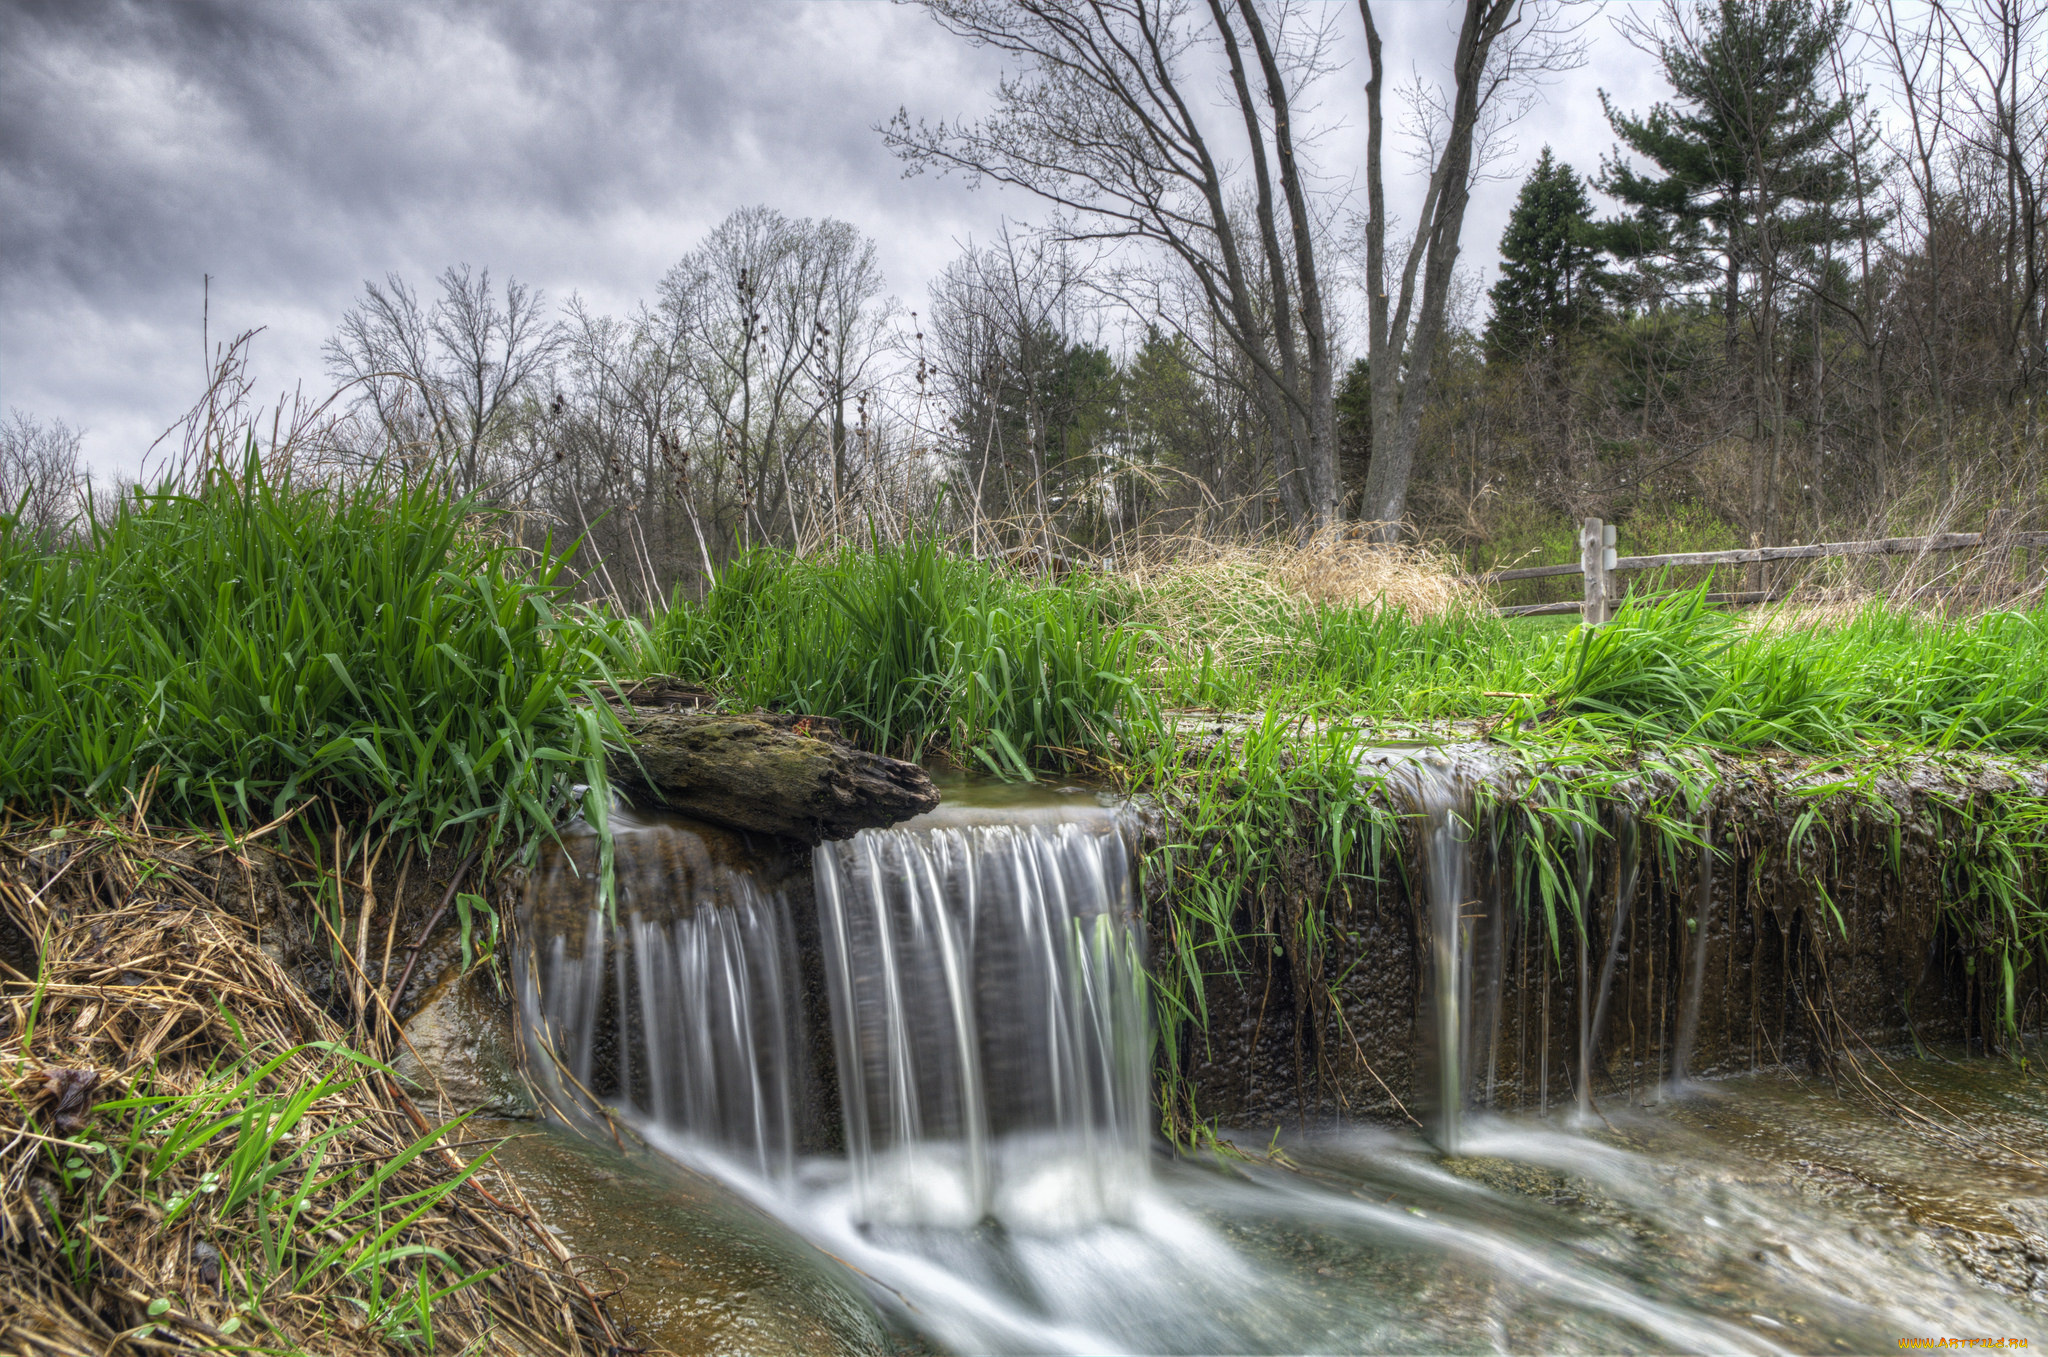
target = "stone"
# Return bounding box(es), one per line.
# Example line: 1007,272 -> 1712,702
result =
392,964 -> 534,1118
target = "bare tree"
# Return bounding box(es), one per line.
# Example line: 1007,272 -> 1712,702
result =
928,225 -> 1094,549
0,410 -> 83,541
658,207 -> 889,550
1934,0 -> 2046,403
889,0 -> 1343,529
325,266 -> 564,495
805,223 -> 895,533
1355,0 -> 1584,538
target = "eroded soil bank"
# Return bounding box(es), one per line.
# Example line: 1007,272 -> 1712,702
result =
1143,742 -> 2048,1132
0,821 -> 629,1355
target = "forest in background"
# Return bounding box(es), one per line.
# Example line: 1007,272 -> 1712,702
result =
3,0 -> 2042,602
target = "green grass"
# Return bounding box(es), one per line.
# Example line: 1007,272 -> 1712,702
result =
7,464 -> 2043,1105
652,547 -> 2048,1067
0,444 -> 630,873
654,535 -> 1144,777
30,1042 -> 501,1351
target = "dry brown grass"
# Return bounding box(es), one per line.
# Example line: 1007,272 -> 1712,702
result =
1115,530 -> 1484,671
0,817 -> 624,1356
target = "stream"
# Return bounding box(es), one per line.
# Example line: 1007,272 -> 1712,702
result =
511,778 -> 2048,1354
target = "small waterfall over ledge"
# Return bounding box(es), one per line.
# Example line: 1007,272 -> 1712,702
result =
1364,744 -> 1511,1154
517,790 -> 1149,1224
814,799 -> 1149,1229
512,777 -> 2043,1356
518,811 -> 820,1177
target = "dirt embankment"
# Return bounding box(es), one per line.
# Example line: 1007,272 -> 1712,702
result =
0,820 -> 626,1357
1145,747 -> 2048,1133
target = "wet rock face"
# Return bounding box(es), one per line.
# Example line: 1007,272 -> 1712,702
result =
1148,796 -> 1996,1131
393,964 -> 534,1118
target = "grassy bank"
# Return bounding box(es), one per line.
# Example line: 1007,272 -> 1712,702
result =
5,466 -> 2044,1158
1,821 -> 625,1355
651,539 -> 2048,1083
0,447 -> 628,872
654,537 -> 2048,759
0,456 -> 638,1352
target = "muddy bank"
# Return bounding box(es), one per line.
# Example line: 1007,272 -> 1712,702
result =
1146,745 -> 2048,1130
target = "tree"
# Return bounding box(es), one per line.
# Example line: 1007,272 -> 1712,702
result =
0,410 -> 82,542
1125,327 -> 1229,505
1598,0 -> 1882,543
1484,148 -> 1609,358
1354,0 -> 1585,537
890,0 -> 1339,529
1334,357 -> 1372,505
656,206 -> 890,550
325,266 -> 564,496
928,229 -> 1110,548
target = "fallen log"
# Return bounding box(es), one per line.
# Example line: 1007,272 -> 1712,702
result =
606,709 -> 939,844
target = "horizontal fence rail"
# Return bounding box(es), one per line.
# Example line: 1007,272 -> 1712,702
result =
1480,516 -> 2041,624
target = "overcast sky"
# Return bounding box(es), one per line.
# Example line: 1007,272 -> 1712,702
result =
2,0 -> 1674,476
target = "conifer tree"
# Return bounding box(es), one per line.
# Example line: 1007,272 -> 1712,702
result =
1595,0 -> 1882,543
1596,0 -> 1876,340
1485,149 -> 1610,359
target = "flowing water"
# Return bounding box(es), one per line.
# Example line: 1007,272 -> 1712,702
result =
812,796 -> 1150,1231
1363,743 -> 1515,1152
519,779 -> 2048,1354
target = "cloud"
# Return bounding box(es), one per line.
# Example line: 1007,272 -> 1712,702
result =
0,0 -> 1010,472
1,0 -> 1663,475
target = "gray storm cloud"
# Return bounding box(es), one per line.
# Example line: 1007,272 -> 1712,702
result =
0,0 -> 1659,474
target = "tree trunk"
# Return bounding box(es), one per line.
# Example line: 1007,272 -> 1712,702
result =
1356,0 -> 1516,542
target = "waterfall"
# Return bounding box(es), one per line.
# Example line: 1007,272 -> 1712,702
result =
1582,810 -> 1642,1117
519,811 -> 807,1179
519,795 -> 1150,1227
813,799 -> 1150,1230
1365,745 -> 1505,1154
505,782 -> 2032,1356
1670,806 -> 1716,1087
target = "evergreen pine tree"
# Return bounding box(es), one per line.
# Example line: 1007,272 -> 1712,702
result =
1595,0 -> 1878,335
1595,0 -> 1885,545
1484,149 -> 1610,359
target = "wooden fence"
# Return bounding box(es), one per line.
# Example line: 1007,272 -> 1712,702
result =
1479,513 -> 2048,623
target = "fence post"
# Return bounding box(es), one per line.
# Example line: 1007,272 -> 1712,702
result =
1982,508 -> 2016,605
1580,517 -> 1610,625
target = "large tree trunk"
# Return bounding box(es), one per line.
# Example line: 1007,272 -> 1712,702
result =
1357,0 -> 1519,542
608,709 -> 939,844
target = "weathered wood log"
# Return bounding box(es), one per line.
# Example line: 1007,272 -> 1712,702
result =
606,710 -> 939,845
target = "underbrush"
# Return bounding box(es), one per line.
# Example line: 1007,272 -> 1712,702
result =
0,446 -> 628,874
0,820 -> 621,1355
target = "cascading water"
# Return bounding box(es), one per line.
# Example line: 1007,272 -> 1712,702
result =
519,810 -> 808,1179
1364,744 -> 1508,1153
1670,804 -> 1716,1089
812,800 -> 1150,1230
517,779 -> 2047,1355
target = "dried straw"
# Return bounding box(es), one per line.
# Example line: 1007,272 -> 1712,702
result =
0,816 -> 624,1356
1117,529 -> 1484,671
